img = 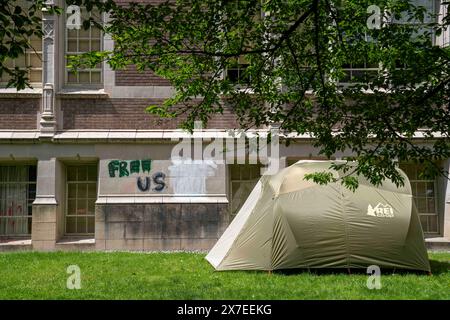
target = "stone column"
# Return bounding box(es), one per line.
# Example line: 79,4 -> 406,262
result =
39,1 -> 57,137
32,158 -> 59,250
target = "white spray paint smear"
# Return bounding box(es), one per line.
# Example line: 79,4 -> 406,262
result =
168,158 -> 217,194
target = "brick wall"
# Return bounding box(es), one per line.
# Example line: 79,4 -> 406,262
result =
61,98 -> 239,130
114,0 -> 172,86
0,98 -> 39,130
115,65 -> 171,86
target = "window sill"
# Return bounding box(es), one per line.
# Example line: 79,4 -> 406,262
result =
0,87 -> 42,98
57,88 -> 109,99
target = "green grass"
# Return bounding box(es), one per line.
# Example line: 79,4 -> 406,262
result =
0,251 -> 448,299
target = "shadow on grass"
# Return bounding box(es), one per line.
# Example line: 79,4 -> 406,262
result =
273,259 -> 449,276
429,259 -> 450,275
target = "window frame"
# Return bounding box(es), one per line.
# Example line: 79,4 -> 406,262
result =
0,164 -> 36,238
0,0 -> 43,88
64,3 -> 103,88
225,56 -> 251,87
401,163 -> 440,234
64,164 -> 97,236
337,1 -> 441,87
228,164 -> 262,218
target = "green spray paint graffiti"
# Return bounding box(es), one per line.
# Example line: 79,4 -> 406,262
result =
107,160 -> 166,192
108,159 -> 152,178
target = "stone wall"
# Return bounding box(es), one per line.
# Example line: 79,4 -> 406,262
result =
95,203 -> 229,251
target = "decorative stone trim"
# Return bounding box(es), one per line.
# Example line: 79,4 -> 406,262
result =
96,196 -> 229,205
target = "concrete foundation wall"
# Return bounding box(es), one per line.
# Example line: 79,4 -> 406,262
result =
95,203 -> 229,251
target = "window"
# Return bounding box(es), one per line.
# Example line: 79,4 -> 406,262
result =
401,163 -> 439,234
65,165 -> 97,235
341,61 -> 379,84
390,0 -> 439,44
0,1 -> 42,87
0,165 -> 36,237
437,2 -> 449,47
226,56 -> 250,85
229,164 -> 261,217
65,5 -> 102,85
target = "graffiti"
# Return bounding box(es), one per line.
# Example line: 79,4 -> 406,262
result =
136,173 -> 166,192
107,159 -> 166,192
0,201 -> 23,217
130,160 -> 140,174
137,177 -> 150,191
152,172 -> 166,191
0,201 -> 26,233
168,158 -> 216,194
108,159 -> 152,178
141,160 -> 152,173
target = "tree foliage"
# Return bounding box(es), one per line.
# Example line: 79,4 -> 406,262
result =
0,0 -> 57,89
2,0 -> 450,188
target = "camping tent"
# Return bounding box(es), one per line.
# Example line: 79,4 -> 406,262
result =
206,160 -> 430,272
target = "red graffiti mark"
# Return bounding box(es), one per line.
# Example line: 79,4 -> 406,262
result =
0,202 -> 25,231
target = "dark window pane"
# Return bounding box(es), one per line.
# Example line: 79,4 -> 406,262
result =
67,167 -> 77,181
77,217 -> 87,234
227,69 -> 239,83
419,215 -> 428,232
87,165 -> 98,180
28,165 -> 37,181
66,217 -> 76,234
87,217 -> 95,234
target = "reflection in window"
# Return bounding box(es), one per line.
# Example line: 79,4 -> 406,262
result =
0,1 -> 42,87
65,5 -> 102,85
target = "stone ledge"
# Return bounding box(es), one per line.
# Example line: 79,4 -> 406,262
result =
55,238 -> 96,251
0,130 -> 40,143
56,88 -> 109,99
0,88 -> 42,98
425,237 -> 450,251
0,239 -> 32,252
96,196 -> 229,204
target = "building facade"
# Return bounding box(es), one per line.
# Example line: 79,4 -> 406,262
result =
0,1 -> 449,251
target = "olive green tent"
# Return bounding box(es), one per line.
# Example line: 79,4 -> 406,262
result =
206,160 -> 430,272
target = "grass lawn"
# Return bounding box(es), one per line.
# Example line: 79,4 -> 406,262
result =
0,251 -> 448,300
